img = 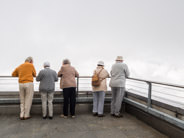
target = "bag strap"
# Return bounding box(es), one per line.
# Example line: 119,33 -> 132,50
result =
96,68 -> 104,82
95,68 -> 106,82
97,68 -> 103,76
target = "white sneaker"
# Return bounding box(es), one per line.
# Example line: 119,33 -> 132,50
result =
71,115 -> 75,118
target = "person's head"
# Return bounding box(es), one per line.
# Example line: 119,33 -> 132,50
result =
63,59 -> 71,65
25,56 -> 33,63
97,61 -> 104,67
115,56 -> 123,62
43,61 -> 50,68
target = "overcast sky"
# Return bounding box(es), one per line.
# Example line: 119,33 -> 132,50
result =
0,0 -> 184,84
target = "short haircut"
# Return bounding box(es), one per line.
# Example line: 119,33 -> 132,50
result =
63,59 -> 71,65
43,61 -> 50,67
25,56 -> 33,63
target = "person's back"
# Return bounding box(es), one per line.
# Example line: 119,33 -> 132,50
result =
110,62 -> 130,88
12,62 -> 36,83
12,56 -> 36,120
36,62 -> 58,119
92,66 -> 109,92
36,68 -> 58,92
110,56 -> 130,118
91,61 -> 109,117
58,59 -> 79,118
58,64 -> 79,89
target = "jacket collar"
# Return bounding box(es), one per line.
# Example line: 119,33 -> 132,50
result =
97,66 -> 103,69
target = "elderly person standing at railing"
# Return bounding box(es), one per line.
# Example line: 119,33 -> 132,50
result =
109,56 -> 130,118
12,56 -> 36,120
36,62 -> 58,120
92,61 -> 109,117
58,59 -> 79,119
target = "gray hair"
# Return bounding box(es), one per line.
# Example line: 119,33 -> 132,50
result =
43,61 -> 50,68
63,59 -> 71,65
25,56 -> 33,63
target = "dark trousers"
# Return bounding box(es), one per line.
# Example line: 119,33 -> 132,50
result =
63,87 -> 76,116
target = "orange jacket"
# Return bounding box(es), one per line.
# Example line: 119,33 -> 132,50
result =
12,62 -> 36,83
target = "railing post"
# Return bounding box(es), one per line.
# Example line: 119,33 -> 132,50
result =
146,82 -> 152,108
76,77 -> 79,97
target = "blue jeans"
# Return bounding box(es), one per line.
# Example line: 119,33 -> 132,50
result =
93,91 -> 105,115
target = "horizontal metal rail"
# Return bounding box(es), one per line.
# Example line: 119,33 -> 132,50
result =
127,77 -> 184,89
124,98 -> 184,129
0,97 -> 112,104
1,75 -> 184,88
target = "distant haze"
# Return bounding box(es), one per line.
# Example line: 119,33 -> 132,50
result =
0,0 -> 184,84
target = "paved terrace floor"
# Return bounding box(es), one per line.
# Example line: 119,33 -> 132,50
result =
0,113 -> 167,138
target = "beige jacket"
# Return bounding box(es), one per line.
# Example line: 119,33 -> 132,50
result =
92,66 -> 110,92
58,64 -> 79,89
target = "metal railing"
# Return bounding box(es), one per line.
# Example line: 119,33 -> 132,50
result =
124,77 -> 184,130
0,76 -> 184,129
0,75 -> 184,103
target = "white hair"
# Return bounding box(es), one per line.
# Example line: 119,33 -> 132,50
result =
43,61 -> 50,67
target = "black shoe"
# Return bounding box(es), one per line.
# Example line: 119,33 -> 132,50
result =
49,116 -> 53,120
98,114 -> 105,117
114,114 -> 123,118
111,114 -> 115,117
43,116 -> 47,119
20,117 -> 24,120
24,116 -> 31,120
93,112 -> 98,116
